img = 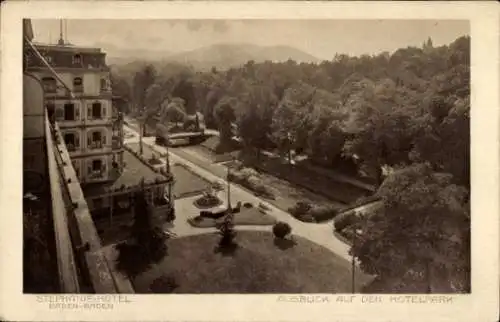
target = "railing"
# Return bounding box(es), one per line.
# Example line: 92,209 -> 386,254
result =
88,114 -> 104,120
88,141 -> 104,149
46,116 -> 80,293
49,119 -> 123,293
112,137 -> 121,150
65,143 -> 78,152
88,169 -> 106,179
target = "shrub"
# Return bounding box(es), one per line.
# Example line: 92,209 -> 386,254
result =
243,202 -> 253,208
258,202 -> 271,211
299,213 -> 315,223
273,222 -> 292,239
308,205 -> 339,222
211,181 -> 224,191
334,211 -> 358,232
288,201 -> 312,216
217,217 -> 237,247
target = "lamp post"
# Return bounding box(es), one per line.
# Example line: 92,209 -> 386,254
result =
287,132 -> 292,165
226,165 -> 232,211
351,226 -> 363,294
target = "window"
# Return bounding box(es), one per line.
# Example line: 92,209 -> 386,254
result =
89,131 -> 104,149
63,133 -> 76,151
92,159 -> 102,171
72,54 -> 82,65
92,131 -> 101,143
73,77 -> 83,93
63,103 -> 75,121
100,78 -> 107,91
42,77 -> 57,93
92,102 -> 102,119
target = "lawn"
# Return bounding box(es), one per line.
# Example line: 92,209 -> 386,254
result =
131,231 -> 371,293
171,164 -> 211,199
187,207 -> 277,228
226,160 -> 342,212
126,142 -> 211,199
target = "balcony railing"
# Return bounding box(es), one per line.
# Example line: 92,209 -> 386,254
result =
46,117 -> 80,293
65,143 -> 78,152
88,141 -> 104,149
88,114 -> 104,120
88,168 -> 106,179
112,137 -> 122,150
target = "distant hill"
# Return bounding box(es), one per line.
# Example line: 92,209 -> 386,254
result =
106,43 -> 320,70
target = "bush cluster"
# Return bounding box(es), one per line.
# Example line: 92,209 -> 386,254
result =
333,211 -> 358,232
228,167 -> 276,199
288,201 -> 339,223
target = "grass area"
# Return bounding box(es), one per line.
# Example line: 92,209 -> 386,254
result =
171,164 -> 211,199
127,142 -> 160,161
131,231 -> 371,293
242,153 -> 371,204
226,160 -> 341,213
126,142 -> 211,199
200,136 -> 241,154
187,207 -> 277,228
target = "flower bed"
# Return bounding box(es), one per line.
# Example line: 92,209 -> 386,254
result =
188,207 -> 277,228
193,193 -> 223,209
228,167 -> 276,200
288,201 -> 340,223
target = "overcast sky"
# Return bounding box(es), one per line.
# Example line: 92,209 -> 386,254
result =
32,19 -> 469,60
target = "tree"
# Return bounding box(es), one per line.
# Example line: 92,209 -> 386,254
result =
115,186 -> 169,278
216,215 -> 237,254
172,77 -> 197,114
133,64 -> 157,112
214,96 -> 236,145
133,64 -> 157,137
412,96 -> 470,187
351,163 -> 470,292
237,84 -> 277,159
161,98 -> 187,124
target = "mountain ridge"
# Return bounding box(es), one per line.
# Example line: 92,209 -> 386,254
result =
107,43 -> 321,69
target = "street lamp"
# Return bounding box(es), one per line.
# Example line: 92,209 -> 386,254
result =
286,131 -> 293,166
351,226 -> 363,294
226,164 -> 232,211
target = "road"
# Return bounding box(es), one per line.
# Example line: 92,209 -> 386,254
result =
124,124 -> 354,262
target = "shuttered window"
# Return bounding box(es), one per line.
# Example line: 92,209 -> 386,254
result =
75,104 -> 80,120
87,103 -> 92,120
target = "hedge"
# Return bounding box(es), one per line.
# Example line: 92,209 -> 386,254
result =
333,211 -> 358,231
308,205 -> 339,222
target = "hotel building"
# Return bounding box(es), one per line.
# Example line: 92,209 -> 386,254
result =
22,19 -> 174,293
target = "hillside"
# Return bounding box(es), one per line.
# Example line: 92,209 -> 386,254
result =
107,43 -> 320,70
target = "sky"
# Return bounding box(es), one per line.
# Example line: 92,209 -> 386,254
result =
31,19 -> 470,60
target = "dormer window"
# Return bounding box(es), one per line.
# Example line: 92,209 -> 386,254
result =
72,54 -> 82,66
73,77 -> 83,93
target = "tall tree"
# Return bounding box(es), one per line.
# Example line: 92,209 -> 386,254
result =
214,96 -> 237,145
352,163 -> 470,292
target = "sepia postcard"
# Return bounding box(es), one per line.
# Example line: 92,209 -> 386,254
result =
0,1 -> 499,322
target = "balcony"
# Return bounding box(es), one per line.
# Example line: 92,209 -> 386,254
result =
65,143 -> 78,152
88,168 -> 106,180
112,136 -> 122,150
88,141 -> 104,150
